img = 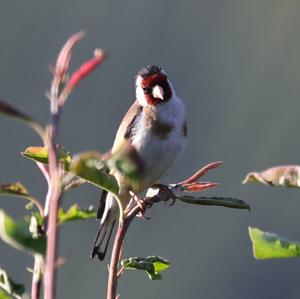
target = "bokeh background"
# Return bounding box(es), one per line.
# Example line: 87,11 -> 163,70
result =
1,1 -> 300,298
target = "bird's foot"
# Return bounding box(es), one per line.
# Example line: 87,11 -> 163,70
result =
129,191 -> 151,219
146,184 -> 176,206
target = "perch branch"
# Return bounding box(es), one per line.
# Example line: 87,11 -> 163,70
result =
106,161 -> 250,299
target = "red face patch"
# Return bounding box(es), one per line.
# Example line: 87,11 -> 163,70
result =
141,73 -> 172,105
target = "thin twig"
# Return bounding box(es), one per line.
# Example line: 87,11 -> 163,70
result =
44,117 -> 62,299
43,32 -> 105,299
44,43 -> 63,299
116,265 -> 125,279
106,195 -> 159,299
106,164 -> 222,298
107,222 -> 127,299
31,255 -> 42,299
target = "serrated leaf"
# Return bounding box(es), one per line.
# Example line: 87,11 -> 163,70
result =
0,100 -> 44,139
178,195 -> 250,210
0,268 -> 25,299
58,204 -> 96,225
22,146 -> 72,169
70,152 -> 118,195
248,227 -> 300,259
243,165 -> 300,188
0,183 -> 43,215
0,210 -> 46,256
121,256 -> 170,280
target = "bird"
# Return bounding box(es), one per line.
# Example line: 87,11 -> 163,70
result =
91,65 -> 187,261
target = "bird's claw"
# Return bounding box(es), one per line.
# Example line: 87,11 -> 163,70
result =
166,197 -> 176,206
137,211 -> 151,220
149,184 -> 176,206
129,191 -> 151,219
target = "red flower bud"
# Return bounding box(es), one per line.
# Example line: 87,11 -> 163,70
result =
65,49 -> 106,92
55,31 -> 85,77
184,182 -> 219,192
179,161 -> 222,185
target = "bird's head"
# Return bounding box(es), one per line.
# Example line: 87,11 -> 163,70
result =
135,65 -> 174,106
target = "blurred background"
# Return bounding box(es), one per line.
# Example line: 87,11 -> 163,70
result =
1,1 -> 300,298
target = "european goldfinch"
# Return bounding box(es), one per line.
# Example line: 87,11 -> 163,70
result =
91,65 -> 187,260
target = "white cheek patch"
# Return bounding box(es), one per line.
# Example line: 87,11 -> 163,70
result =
136,76 -> 143,86
136,86 -> 148,106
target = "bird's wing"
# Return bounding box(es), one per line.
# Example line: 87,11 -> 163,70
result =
111,100 -> 143,154
96,101 -> 142,220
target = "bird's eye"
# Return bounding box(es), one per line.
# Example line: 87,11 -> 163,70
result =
142,87 -> 151,94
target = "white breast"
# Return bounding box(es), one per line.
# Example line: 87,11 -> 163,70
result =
131,95 -> 186,192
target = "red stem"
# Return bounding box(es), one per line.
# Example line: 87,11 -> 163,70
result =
44,141 -> 62,299
44,100 -> 62,299
41,33 -> 103,299
106,206 -> 140,299
107,222 -> 126,299
106,162 -> 223,298
44,181 -> 60,299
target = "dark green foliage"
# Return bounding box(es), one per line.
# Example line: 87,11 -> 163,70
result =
121,256 -> 170,280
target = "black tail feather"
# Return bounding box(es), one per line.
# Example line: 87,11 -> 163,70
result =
91,186 -> 117,261
90,217 -> 116,261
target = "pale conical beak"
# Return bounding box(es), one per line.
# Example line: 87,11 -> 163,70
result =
152,85 -> 164,100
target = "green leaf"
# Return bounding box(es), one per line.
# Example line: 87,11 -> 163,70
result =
121,256 -> 171,280
58,204 -> 96,225
0,183 -> 43,215
22,146 -> 72,169
0,100 -> 44,139
0,268 -> 25,299
178,195 -> 250,210
62,174 -> 86,191
22,147 -> 119,195
0,290 -> 11,299
0,210 -> 46,256
0,183 -> 28,197
70,152 -> 118,195
22,147 -> 48,164
248,227 -> 300,259
243,165 -> 300,188
109,142 -> 144,184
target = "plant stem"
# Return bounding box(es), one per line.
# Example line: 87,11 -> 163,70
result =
31,256 -> 42,299
107,222 -> 125,299
44,178 -> 61,299
106,190 -> 175,298
44,110 -> 62,299
106,209 -> 138,299
116,266 -> 125,279
105,163 -> 227,298
44,143 -> 61,299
